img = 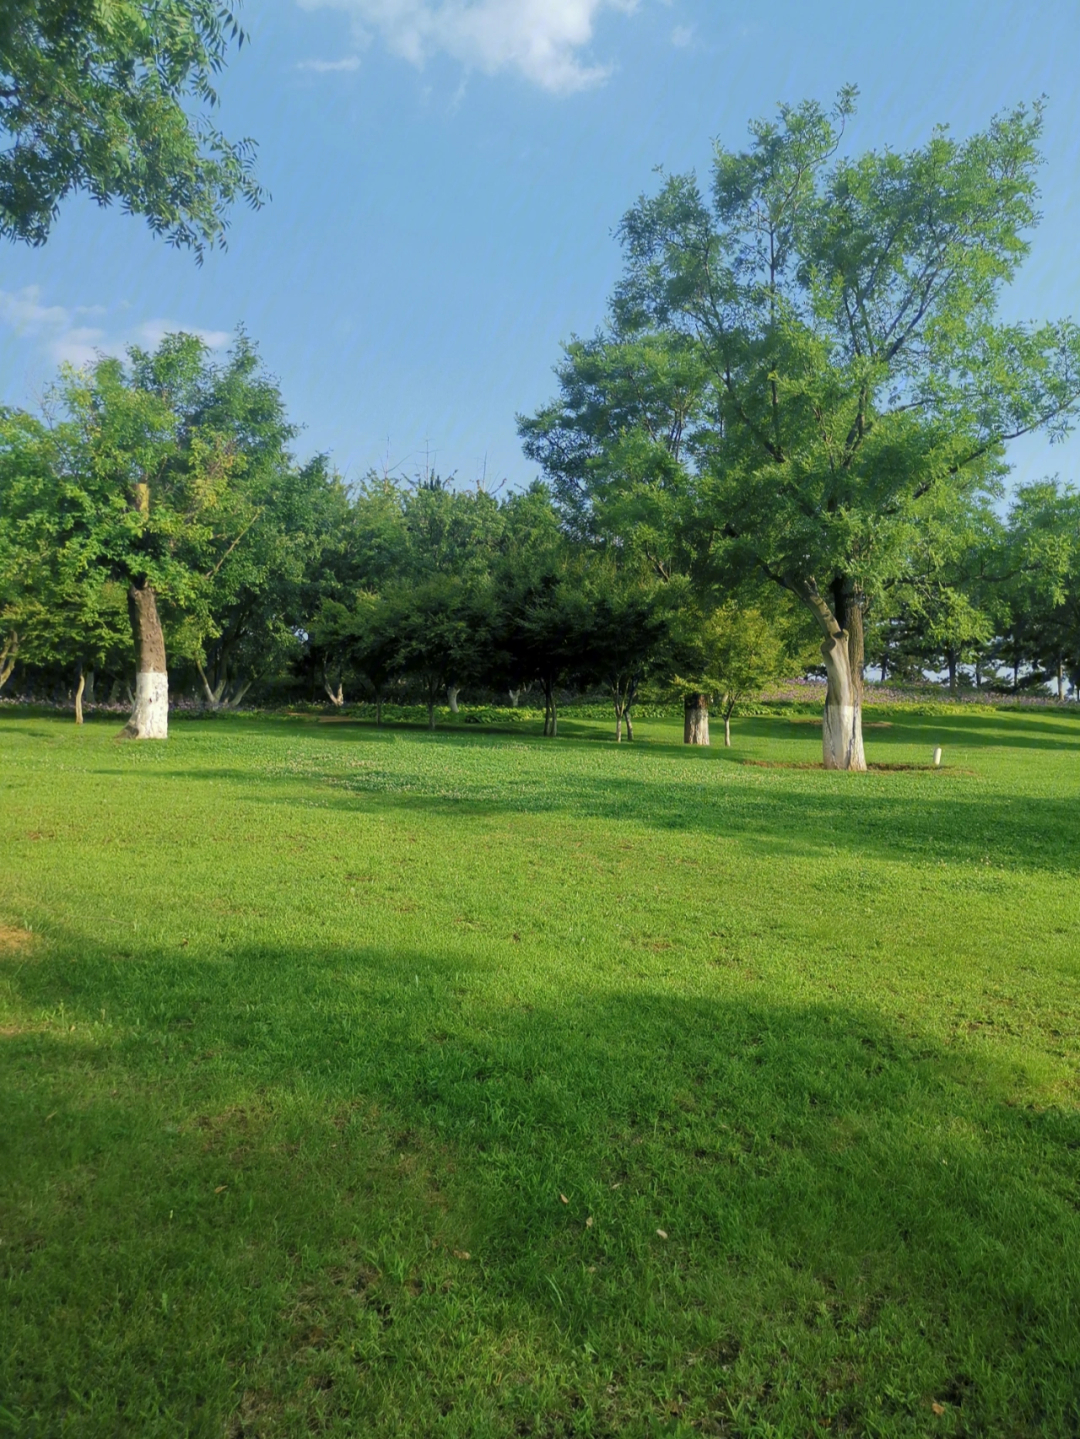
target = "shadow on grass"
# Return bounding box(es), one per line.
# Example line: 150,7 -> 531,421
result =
3,932 -> 1080,1437
96,736 -> 1080,875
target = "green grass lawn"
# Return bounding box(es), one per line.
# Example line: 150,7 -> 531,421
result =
2,705 -> 1079,1437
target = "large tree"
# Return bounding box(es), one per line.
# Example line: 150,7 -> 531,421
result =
1,0 -> 262,252
584,92 -> 1080,768
0,333 -> 304,736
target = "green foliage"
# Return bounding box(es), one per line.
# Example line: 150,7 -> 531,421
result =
674,602 -> 787,723
0,0 -> 263,252
571,93 -> 1080,643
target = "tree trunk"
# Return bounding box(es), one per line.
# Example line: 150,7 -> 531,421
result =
323,676 -> 344,706
801,580 -> 866,771
1058,659 -> 1066,700
447,685 -> 460,713
376,696 -> 383,728
684,694 -> 710,746
121,582 -> 168,740
509,688 -> 520,708
84,667 -> 95,704
946,648 -> 958,698
625,711 -> 633,741
615,704 -> 623,742
74,666 -> 86,725
0,631 -> 18,691
724,713 -> 731,747
196,659 -> 225,711
975,655 -> 982,690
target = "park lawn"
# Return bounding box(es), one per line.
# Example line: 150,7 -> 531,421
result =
1,706 -> 1079,1438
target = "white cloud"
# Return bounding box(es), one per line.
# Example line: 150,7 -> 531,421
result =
670,23 -> 692,47
132,319 -> 231,352
0,287 -> 230,372
296,54 -> 362,71
298,0 -> 638,94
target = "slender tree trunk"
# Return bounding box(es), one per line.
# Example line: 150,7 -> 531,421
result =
509,688 -> 520,708
196,659 -> 224,711
121,581 -> 168,740
0,631 -> 18,691
626,711 -> 633,741
724,713 -> 732,747
323,672 -> 344,706
684,694 -> 710,746
801,580 -> 866,771
947,648 -> 958,699
74,665 -> 86,725
975,655 -> 982,690
84,667 -> 95,705
447,685 -> 460,713
615,704 -> 623,742
1058,659 -> 1065,700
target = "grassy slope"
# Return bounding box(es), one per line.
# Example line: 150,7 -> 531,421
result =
1,707 -> 1079,1438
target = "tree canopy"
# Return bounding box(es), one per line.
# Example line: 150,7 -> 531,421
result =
1,0 -> 262,251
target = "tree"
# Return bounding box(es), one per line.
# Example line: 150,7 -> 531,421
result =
0,333 -> 305,737
605,92 -> 1080,767
0,406 -> 130,713
579,565 -> 676,740
1,0 -> 262,253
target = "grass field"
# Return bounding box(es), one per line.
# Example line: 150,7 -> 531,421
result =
2,705 -> 1079,1437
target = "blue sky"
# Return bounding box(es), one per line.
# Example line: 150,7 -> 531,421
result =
2,0 -> 1079,492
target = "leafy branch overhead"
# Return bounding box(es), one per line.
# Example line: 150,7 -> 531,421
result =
0,0 -> 264,252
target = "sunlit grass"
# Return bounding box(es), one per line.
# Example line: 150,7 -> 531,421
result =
2,705 -> 1079,1436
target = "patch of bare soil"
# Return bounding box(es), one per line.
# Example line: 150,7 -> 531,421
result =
0,924 -> 36,957
741,760 -> 950,773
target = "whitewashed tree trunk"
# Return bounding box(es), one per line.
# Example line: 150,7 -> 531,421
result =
724,714 -> 732,747
802,581 -> 866,772
74,668 -> 86,725
447,685 -> 460,713
684,694 -> 710,745
121,582 -> 168,740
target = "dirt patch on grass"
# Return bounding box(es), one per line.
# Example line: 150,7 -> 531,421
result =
0,924 -> 37,958
741,760 -> 951,773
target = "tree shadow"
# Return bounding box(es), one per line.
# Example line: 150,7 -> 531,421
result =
3,931 -> 1079,1436
113,735 -> 1080,876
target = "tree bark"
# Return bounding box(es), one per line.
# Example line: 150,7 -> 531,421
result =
684,694 -> 710,746
801,580 -> 866,771
724,713 -> 732,747
625,711 -> 633,741
74,666 -> 86,725
0,631 -> 17,692
447,685 -> 460,713
121,581 -> 168,740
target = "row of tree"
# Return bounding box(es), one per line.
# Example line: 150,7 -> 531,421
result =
0,320 -> 1077,748
0,342 -> 807,743
3,92 -> 1080,761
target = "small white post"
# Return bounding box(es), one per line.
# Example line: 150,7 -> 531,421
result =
933,746 -> 942,767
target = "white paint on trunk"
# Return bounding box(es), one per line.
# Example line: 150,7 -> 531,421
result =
124,671 -> 169,739
447,685 -> 460,713
820,631 -> 866,771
